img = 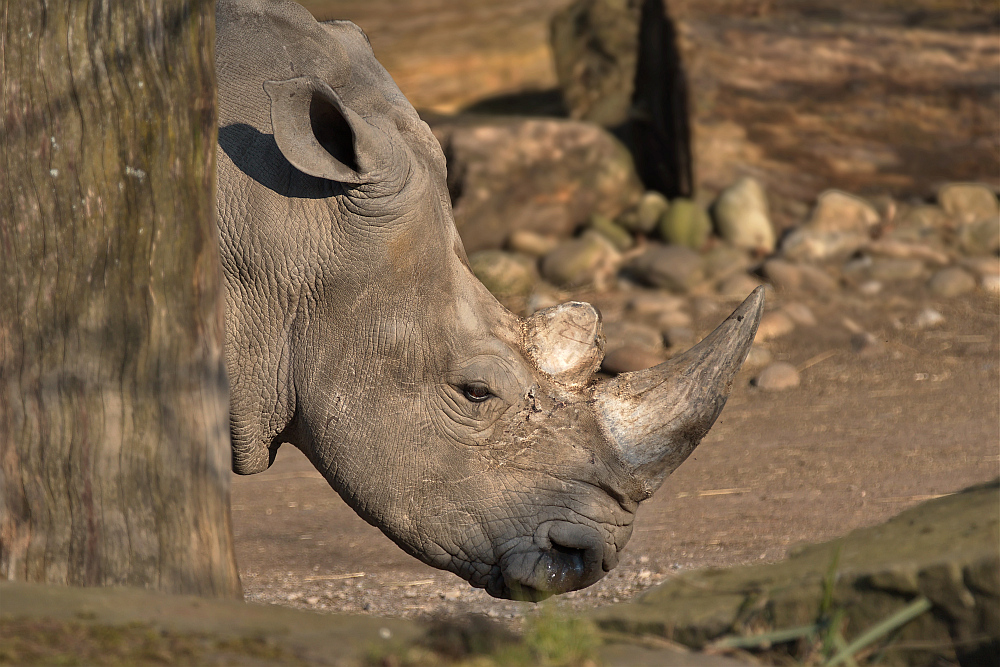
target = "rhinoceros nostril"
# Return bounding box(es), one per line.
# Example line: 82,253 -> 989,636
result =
543,522 -> 605,591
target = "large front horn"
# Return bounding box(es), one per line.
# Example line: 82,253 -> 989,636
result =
594,287 -> 765,496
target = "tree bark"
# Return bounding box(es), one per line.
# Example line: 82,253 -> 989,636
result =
0,1 -> 241,597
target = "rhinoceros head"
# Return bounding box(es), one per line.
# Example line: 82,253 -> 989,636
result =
216,0 -> 763,600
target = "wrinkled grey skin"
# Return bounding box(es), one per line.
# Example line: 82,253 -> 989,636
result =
216,0 -> 763,601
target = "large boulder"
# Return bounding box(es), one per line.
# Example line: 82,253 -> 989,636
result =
550,0 -> 642,127
430,116 -> 644,253
592,481 -> 1000,666
551,0 -> 693,198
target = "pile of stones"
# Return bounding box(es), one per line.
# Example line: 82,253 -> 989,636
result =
465,177 -> 999,382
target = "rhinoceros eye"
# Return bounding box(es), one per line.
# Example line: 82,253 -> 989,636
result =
462,383 -> 492,403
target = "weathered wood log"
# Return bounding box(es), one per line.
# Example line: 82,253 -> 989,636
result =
1,1 -> 240,598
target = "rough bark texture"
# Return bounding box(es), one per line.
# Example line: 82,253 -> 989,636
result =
0,1 -> 241,597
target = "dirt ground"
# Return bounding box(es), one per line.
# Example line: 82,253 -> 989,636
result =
231,284 -> 1000,624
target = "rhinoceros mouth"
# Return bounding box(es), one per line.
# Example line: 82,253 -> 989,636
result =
488,521 -> 611,601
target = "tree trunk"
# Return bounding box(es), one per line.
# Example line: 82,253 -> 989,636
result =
1,1 -> 241,598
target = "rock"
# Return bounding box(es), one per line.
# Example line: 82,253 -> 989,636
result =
525,289 -> 562,316
658,198 -> 712,250
656,309 -> 693,332
753,362 -> 800,390
858,280 -> 883,296
867,257 -> 926,282
550,0 -> 642,127
958,217 -> 1000,256
540,231 -> 620,289
866,239 -> 950,266
744,345 -> 773,368
982,275 -> 1000,294
937,182 -> 999,226
592,482 -> 1000,666
716,273 -> 763,299
626,292 -> 686,316
850,332 -> 886,357
431,117 -> 643,252
914,307 -> 945,329
712,177 -> 776,252
629,191 -> 670,234
469,251 -> 538,297
928,267 -> 977,298
550,0 -> 693,199
700,244 -> 753,283
603,320 -> 664,355
960,256 -> 1000,279
589,213 -> 634,251
797,264 -> 840,293
601,346 -> 664,375
781,190 -> 880,261
754,311 -> 795,343
762,258 -> 803,291
662,326 -> 694,348
507,230 -> 560,257
781,227 -> 869,262
781,302 -> 817,327
888,205 -> 953,245
628,244 -> 704,293
807,190 -> 881,233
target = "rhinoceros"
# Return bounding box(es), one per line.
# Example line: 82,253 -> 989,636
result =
216,0 -> 763,601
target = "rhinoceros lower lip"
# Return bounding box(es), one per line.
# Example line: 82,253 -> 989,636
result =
492,523 -> 609,600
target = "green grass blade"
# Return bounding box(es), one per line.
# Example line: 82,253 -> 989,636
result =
824,596 -> 933,667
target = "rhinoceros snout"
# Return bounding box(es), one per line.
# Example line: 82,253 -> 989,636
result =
495,521 -> 610,601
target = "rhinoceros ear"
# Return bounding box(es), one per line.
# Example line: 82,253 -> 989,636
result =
263,76 -> 374,183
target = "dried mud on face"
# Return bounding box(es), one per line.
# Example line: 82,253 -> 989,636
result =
232,286 -> 999,624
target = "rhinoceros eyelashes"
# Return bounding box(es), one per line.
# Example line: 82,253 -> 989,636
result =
263,76 -> 373,184
462,382 -> 492,403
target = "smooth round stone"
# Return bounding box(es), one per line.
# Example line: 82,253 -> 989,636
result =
753,362 -> 800,391
806,190 -> 881,233
540,231 -> 619,288
717,272 -> 764,299
601,346 -> 664,374
507,230 -> 560,257
868,258 -> 926,282
602,320 -> 664,354
744,345 -> 773,368
981,274 -> 1000,294
712,176 -> 776,251
850,332 -> 886,357
701,244 -> 753,282
914,307 -> 945,329
631,191 -> 670,234
663,326 -> 694,348
755,311 -> 796,342
858,280 -> 883,296
959,217 -> 1000,256
937,183 -> 999,226
589,213 -> 634,251
626,292 -> 686,316
628,243 -> 705,293
468,250 -> 537,297
762,259 -> 803,291
658,198 -> 712,250
782,302 -> 817,327
927,267 -> 977,297
798,264 -> 840,293
656,309 -> 694,331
